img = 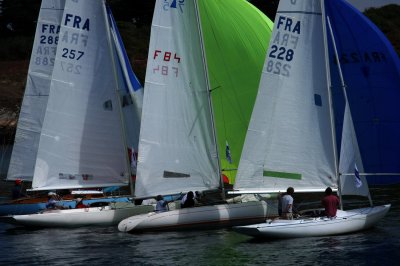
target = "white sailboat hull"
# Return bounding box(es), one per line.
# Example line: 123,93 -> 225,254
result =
118,201 -> 267,233
233,204 -> 390,238
0,204 -> 154,228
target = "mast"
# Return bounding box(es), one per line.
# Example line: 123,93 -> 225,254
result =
101,0 -> 134,196
194,0 -> 225,200
321,0 -> 342,209
326,16 -> 373,207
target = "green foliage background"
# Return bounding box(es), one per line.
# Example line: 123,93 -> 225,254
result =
364,4 -> 400,56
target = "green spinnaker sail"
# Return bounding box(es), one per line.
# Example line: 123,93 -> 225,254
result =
198,0 -> 273,184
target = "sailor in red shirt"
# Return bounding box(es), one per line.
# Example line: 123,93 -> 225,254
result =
321,187 -> 340,218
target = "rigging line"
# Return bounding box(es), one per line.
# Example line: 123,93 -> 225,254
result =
194,0 -> 224,198
201,5 -> 229,145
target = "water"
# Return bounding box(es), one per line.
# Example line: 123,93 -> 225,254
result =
0,186 -> 399,266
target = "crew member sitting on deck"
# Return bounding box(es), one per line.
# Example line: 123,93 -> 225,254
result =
181,191 -> 195,208
321,187 -> 340,218
155,195 -> 169,212
46,192 -> 60,209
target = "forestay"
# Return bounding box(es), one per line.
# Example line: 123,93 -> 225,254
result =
234,0 -> 337,193
134,0 -> 220,198
32,0 -> 129,190
7,0 -> 65,181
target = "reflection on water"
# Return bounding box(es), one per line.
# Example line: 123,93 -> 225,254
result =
0,186 -> 399,266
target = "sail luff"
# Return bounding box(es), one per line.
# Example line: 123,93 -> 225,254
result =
326,8 -> 372,203
327,15 -> 364,205
193,0 -> 224,198
321,0 -> 341,202
101,0 -> 133,195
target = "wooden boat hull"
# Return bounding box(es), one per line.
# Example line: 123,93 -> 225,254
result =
232,204 -> 390,238
0,203 -> 154,228
118,201 -> 267,233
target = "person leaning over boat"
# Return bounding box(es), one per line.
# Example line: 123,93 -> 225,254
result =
155,195 -> 169,212
321,187 -> 340,218
281,187 -> 295,219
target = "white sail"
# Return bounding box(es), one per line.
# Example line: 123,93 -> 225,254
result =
134,0 -> 220,198
234,0 -> 337,193
32,0 -> 129,190
7,0 -> 65,181
339,103 -> 370,197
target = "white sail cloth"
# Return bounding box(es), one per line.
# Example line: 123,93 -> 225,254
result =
134,0 -> 220,198
32,0 -> 130,190
234,0 -> 337,193
7,0 -> 65,181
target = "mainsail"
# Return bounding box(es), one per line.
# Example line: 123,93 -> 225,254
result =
7,0 -> 65,181
32,0 -> 130,190
234,0 -> 337,193
134,0 -> 220,198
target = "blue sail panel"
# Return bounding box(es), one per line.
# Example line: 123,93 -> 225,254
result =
106,5 -> 142,92
105,5 -> 143,153
326,0 -> 400,184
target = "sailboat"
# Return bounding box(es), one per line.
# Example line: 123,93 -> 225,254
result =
118,0 -> 273,233
231,0 -> 390,238
0,0 -> 137,216
1,0 -> 66,216
0,0 -> 153,227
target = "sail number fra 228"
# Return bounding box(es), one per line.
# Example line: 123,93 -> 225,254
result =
265,15 -> 300,77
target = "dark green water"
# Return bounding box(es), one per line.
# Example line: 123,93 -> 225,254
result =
0,186 -> 398,266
